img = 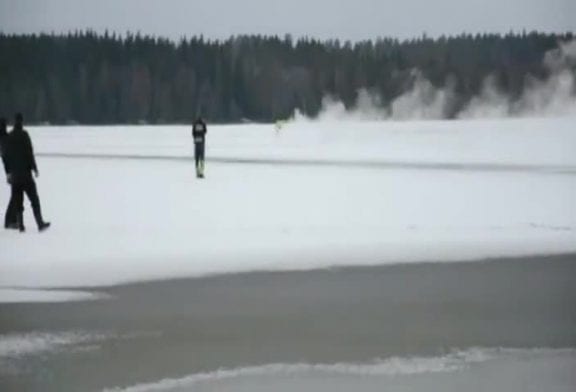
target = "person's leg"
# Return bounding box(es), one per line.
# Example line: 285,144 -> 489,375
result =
199,143 -> 205,176
194,143 -> 201,176
4,189 -> 14,228
6,179 -> 24,229
23,179 -> 49,230
12,182 -> 25,232
8,189 -> 26,229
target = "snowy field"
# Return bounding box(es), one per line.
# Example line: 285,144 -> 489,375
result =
1,117 -> 575,290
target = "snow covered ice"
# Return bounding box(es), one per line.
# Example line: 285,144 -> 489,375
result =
1,117 -> 575,290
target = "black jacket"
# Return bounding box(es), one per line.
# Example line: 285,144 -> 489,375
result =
192,120 -> 207,144
6,127 -> 37,179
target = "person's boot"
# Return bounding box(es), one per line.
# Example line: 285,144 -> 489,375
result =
5,215 -> 19,230
16,213 -> 25,233
5,212 -> 18,229
34,210 -> 50,232
197,160 -> 205,178
5,202 -> 21,229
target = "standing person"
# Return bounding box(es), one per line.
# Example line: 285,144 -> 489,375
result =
6,113 -> 50,232
0,117 -> 18,229
192,116 -> 207,178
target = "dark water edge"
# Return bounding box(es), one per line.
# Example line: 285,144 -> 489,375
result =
1,254 -> 575,392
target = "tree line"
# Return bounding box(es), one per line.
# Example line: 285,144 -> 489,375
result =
0,31 -> 573,124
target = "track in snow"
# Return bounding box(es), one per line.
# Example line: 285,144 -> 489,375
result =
37,152 -> 576,175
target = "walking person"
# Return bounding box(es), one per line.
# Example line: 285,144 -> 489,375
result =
192,116 -> 207,178
0,117 -> 18,229
6,113 -> 50,232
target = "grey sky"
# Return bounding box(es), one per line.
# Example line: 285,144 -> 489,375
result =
0,0 -> 574,42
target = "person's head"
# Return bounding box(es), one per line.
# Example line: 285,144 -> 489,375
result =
14,113 -> 23,129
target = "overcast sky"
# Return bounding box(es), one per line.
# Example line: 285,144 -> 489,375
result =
1,0 -> 574,42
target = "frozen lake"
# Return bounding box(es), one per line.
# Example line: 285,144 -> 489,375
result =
1,118 -> 575,391
1,118 -> 575,290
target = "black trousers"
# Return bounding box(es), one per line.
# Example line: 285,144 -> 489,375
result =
3,186 -> 18,228
12,177 -> 44,228
194,142 -> 205,168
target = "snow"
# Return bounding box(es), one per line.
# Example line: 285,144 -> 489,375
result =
31,117 -> 576,166
1,118 -> 575,289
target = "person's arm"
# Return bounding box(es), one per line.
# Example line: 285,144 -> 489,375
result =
0,142 -> 7,174
1,139 -> 12,183
25,132 -> 38,175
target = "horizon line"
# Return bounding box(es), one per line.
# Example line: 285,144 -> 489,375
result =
1,28 -> 574,45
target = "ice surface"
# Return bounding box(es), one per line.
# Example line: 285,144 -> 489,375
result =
106,348 -> 576,392
1,118 -> 575,289
30,117 -> 576,166
0,331 -> 109,358
0,288 -> 108,303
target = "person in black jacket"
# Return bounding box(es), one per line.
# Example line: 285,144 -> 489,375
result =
6,113 -> 50,232
192,117 -> 207,178
0,117 -> 18,229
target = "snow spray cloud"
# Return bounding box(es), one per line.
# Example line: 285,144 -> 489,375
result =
460,39 -> 576,118
292,72 -> 453,122
388,71 -> 454,120
292,89 -> 387,122
294,40 -> 576,122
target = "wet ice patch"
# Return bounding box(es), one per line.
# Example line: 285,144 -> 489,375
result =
0,288 -> 110,303
105,348 -> 502,391
106,348 -> 576,392
0,331 -> 109,358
